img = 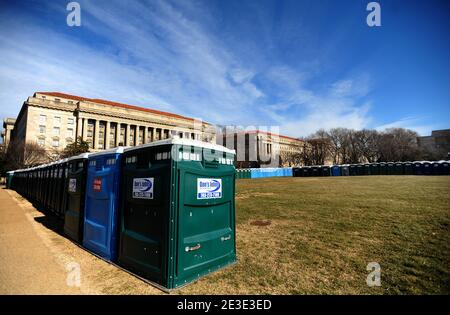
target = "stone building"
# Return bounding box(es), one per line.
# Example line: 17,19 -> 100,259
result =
7,92 -> 215,162
218,129 -> 304,167
1,118 -> 16,147
417,129 -> 450,160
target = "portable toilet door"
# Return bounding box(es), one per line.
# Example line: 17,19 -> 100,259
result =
340,165 -> 349,176
331,165 -> 341,176
6,171 -> 14,189
370,163 -> 380,175
293,167 -> 302,177
322,166 -> 331,176
431,161 -> 441,175
349,164 -> 357,176
422,161 -> 432,175
379,163 -> 387,175
363,164 -> 371,176
403,162 -> 414,175
64,153 -> 89,243
83,147 -> 125,261
395,162 -> 404,175
413,161 -> 423,175
440,161 -> 450,175
387,162 -> 395,175
302,166 -> 311,177
118,138 -> 237,289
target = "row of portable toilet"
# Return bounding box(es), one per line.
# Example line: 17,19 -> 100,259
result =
235,167 -> 293,179
293,161 -> 450,177
7,138 -> 237,290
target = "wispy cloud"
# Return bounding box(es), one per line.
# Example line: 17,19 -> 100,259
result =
375,117 -> 434,136
1,0 -> 429,138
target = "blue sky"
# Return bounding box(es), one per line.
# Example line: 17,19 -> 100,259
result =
0,0 -> 449,137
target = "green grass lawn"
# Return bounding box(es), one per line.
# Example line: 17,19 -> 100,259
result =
178,176 -> 450,295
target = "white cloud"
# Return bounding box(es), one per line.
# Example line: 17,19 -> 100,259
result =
375,117 -> 434,136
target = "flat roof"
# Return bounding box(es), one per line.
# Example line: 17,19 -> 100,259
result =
35,92 -> 208,124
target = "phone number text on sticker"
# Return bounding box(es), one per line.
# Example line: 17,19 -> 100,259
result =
197,178 -> 222,199
132,178 -> 154,199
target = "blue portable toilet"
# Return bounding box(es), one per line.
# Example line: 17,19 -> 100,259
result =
331,165 -> 341,176
83,147 -> 126,261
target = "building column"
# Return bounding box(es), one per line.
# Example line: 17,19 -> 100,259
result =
82,118 -> 88,141
94,119 -> 100,149
115,123 -> 121,147
76,117 -> 83,139
143,126 -> 148,144
135,125 -> 140,145
105,121 -> 111,149
149,127 -> 154,142
125,124 -> 130,146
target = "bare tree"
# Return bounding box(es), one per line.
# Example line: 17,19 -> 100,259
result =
4,140 -> 49,169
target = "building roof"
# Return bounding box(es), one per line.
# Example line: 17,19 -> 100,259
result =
35,92 -> 206,124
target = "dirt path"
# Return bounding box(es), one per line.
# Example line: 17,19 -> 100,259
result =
0,187 -> 162,295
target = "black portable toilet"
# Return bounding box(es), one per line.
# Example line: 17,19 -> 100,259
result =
432,161 -> 441,175
370,163 -> 380,175
387,162 -> 395,175
321,165 -> 331,176
64,153 -> 90,243
403,162 -> 414,175
301,166 -> 310,177
440,160 -> 450,175
413,161 -> 422,175
363,164 -> 371,176
311,166 -> 321,176
293,167 -> 302,177
422,161 -> 432,175
394,162 -> 404,175
349,164 -> 357,176
379,163 -> 387,175
340,164 -> 349,176
118,137 -> 236,290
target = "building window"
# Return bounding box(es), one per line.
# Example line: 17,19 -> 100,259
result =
54,116 -> 61,124
66,138 -> 73,145
68,101 -> 73,104
87,130 -> 93,137
37,138 -> 45,147
55,98 -> 60,102
52,139 -> 59,147
68,118 -> 74,125
53,127 -> 60,135
39,125 -> 46,134
67,128 -> 74,137
41,96 -> 46,99
39,114 -> 47,124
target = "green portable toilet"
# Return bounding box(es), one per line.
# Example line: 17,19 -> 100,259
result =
118,138 -> 236,290
394,162 -> 404,175
6,171 -> 14,189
